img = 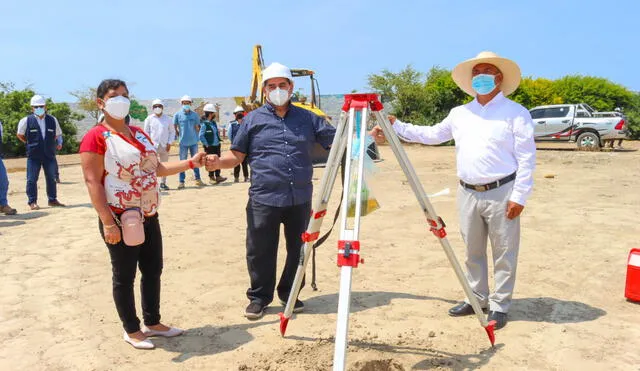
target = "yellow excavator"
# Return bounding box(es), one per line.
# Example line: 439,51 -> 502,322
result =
235,45 -> 328,119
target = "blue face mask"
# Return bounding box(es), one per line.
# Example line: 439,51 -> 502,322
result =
183,104 -> 191,111
471,74 -> 497,95
34,107 -> 45,116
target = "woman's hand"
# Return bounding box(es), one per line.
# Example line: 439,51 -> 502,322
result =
190,152 -> 206,167
103,223 -> 122,245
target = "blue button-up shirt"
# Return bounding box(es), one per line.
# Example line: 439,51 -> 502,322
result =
173,110 -> 200,146
231,103 -> 336,207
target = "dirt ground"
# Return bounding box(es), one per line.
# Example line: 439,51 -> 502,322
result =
1,141 -> 639,371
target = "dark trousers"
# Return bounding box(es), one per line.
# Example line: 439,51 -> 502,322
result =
234,158 -> 249,180
204,145 -> 221,178
99,214 -> 163,333
245,199 -> 311,305
54,157 -> 60,180
26,156 -> 57,204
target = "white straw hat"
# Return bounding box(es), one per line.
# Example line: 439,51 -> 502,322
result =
451,51 -> 521,96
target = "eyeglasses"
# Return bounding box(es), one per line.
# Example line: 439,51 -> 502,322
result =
152,105 -> 163,109
33,105 -> 45,108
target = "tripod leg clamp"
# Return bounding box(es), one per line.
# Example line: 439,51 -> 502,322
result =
337,240 -> 362,267
427,217 -> 447,238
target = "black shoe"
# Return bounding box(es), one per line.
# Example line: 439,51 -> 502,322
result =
160,183 -> 170,190
448,302 -> 485,317
488,311 -> 507,330
279,299 -> 304,313
244,302 -> 266,320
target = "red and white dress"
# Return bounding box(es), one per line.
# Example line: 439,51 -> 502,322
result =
79,125 -> 160,216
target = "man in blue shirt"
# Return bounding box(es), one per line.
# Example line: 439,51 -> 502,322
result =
0,120 -> 17,215
205,63 -> 336,319
173,95 -> 204,189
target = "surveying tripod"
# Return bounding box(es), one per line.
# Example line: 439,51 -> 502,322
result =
278,94 -> 496,371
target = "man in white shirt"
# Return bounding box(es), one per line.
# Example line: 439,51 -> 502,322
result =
371,51 -> 536,330
0,120 -> 17,215
17,95 -> 65,210
143,99 -> 175,190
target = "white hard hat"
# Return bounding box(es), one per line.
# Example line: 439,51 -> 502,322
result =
203,103 -> 216,112
152,99 -> 163,106
261,62 -> 293,85
180,95 -> 192,103
30,95 -> 46,106
233,105 -> 245,114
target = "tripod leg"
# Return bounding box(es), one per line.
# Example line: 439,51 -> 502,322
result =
373,111 -> 496,347
333,107 -> 369,371
279,113 -> 349,336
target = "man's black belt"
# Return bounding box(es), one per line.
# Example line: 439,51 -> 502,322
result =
459,172 -> 516,192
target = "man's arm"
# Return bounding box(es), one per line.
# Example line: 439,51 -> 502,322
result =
509,111 -> 536,207
173,114 -> 180,137
313,115 -> 336,149
16,117 -> 27,143
206,150 -> 245,171
53,117 -> 62,138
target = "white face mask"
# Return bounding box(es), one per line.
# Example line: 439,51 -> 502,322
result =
268,88 -> 290,106
153,107 -> 163,115
104,96 -> 131,120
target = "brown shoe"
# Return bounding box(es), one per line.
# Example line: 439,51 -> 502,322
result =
29,203 -> 40,210
48,200 -> 66,207
215,176 -> 227,184
0,205 -> 17,215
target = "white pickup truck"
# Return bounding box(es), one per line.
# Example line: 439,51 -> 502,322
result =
530,103 -> 627,149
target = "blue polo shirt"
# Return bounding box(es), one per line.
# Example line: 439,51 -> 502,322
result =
231,103 -> 336,207
173,110 -> 200,146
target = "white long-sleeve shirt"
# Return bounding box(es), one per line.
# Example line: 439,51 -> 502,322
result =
143,114 -> 175,148
393,92 -> 536,205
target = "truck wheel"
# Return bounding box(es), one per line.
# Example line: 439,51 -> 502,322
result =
576,132 -> 600,149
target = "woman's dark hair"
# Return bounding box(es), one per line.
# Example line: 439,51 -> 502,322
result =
202,111 -> 214,121
96,79 -> 128,99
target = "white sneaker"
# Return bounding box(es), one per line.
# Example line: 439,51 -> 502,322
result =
123,332 -> 155,349
142,326 -> 184,337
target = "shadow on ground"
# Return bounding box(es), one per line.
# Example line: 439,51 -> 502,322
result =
153,320 -> 278,363
509,297 -> 606,323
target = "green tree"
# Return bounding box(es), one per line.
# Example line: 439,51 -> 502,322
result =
368,65 -> 430,124
129,99 -> 148,121
0,86 -> 83,157
70,87 -> 100,122
511,77 -> 563,108
423,66 -> 469,123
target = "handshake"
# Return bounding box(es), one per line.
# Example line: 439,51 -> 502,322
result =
191,152 -> 222,171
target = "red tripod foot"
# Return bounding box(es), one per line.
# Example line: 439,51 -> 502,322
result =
279,312 -> 289,337
484,320 -> 496,347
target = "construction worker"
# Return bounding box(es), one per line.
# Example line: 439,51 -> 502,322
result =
144,99 -> 175,190
371,51 -> 536,330
205,63 -> 336,319
174,95 -> 204,189
227,106 -> 250,182
16,95 -> 66,210
0,119 -> 17,215
199,104 -> 226,184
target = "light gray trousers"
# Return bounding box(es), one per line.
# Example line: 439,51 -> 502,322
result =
457,183 -> 520,313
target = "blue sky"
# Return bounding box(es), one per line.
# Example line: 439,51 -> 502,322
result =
1,0 -> 638,103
